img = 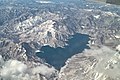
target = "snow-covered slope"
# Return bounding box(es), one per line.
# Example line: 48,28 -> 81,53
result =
0,0 -> 120,80
59,46 -> 120,80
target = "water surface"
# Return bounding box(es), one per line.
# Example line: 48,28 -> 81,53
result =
36,33 -> 90,70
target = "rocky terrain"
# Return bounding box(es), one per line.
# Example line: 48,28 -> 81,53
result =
89,0 -> 120,5
0,38 -> 58,80
59,46 -> 120,80
0,0 -> 120,80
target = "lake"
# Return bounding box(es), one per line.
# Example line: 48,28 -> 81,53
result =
36,33 -> 90,70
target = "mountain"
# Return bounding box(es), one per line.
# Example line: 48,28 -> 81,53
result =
0,0 -> 120,80
59,46 -> 120,80
89,0 -> 120,5
106,0 -> 120,5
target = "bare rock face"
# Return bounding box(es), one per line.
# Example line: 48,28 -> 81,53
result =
2,9 -> 120,49
106,0 -> 120,5
0,1 -> 120,80
0,38 -> 27,61
0,38 -> 58,80
14,19 -> 70,47
59,46 -> 120,80
89,0 -> 120,5
1,8 -> 120,79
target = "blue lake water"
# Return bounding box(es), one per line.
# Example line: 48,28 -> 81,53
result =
36,33 -> 90,70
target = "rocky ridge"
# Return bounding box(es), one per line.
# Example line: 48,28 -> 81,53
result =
59,46 -> 120,80
0,0 -> 120,80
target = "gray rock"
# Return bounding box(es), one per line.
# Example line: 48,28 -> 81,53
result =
59,46 -> 120,80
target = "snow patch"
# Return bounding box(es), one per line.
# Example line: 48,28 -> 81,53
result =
115,35 -> 120,39
116,45 -> 120,51
35,0 -> 53,4
94,15 -> 100,19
